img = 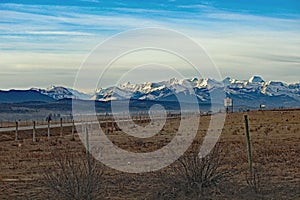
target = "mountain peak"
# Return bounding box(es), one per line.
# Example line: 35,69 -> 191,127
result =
47,85 -> 58,90
191,77 -> 198,82
1,77 -> 300,108
222,77 -> 232,85
249,76 -> 265,83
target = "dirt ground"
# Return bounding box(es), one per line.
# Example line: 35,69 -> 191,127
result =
0,109 -> 299,199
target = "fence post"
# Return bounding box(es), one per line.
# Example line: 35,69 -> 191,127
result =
85,123 -> 90,154
139,112 -> 141,123
105,114 -> 108,134
71,120 -> 75,141
85,123 -> 92,200
128,114 -> 131,124
15,121 -> 19,142
60,118 -> 63,137
81,121 -> 84,134
33,121 -> 36,142
118,114 -> 121,128
47,120 -> 51,139
244,115 -> 253,176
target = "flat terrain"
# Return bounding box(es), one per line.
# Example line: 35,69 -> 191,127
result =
0,109 -> 299,199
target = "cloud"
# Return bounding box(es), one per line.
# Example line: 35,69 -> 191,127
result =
25,31 -> 94,36
0,2 -> 299,89
177,4 -> 213,10
80,0 -> 100,3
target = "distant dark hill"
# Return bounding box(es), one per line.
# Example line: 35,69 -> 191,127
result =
0,90 -> 55,103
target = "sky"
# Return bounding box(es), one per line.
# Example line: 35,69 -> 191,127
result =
0,0 -> 299,91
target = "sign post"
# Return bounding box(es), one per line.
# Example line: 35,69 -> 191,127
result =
224,98 -> 233,113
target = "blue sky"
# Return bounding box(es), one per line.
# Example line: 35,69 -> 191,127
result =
0,0 -> 299,90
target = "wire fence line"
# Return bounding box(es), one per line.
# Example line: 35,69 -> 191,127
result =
2,108 -> 298,142
0,110 -> 204,129
0,113 -> 200,142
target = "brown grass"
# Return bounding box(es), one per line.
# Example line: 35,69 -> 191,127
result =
41,150 -> 106,200
0,109 -> 299,199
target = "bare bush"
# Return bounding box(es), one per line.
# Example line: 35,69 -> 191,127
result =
157,143 -> 236,199
42,151 -> 106,200
245,169 -> 262,194
244,147 -> 274,197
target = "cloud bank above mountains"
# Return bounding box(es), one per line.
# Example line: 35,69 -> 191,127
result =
0,0 -> 299,89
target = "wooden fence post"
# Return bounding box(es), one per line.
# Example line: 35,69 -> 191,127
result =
33,121 -> 36,142
81,121 -> 84,134
60,118 -> 63,137
85,123 -> 90,154
244,115 -> 253,176
139,112 -> 141,123
47,120 -> 51,139
71,120 -> 75,141
119,114 -> 122,127
85,123 -> 92,200
127,112 -> 131,126
105,115 -> 108,134
15,121 -> 19,142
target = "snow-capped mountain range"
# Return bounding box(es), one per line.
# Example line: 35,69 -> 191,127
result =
31,86 -> 92,100
91,76 -> 300,108
1,76 -> 299,109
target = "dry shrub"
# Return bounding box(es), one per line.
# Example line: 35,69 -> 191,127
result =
156,143 -> 236,199
42,151 -> 106,200
245,169 -> 263,194
243,146 -> 276,198
243,165 -> 272,199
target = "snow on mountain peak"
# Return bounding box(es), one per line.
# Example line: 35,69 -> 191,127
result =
222,77 -> 232,85
191,77 -> 198,82
249,76 -> 265,83
168,78 -> 179,85
121,82 -> 131,88
28,76 -> 300,108
32,86 -> 93,100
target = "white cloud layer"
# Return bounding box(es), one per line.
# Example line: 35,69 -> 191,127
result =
0,3 -> 299,89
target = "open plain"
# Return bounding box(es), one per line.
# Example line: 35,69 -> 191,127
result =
0,109 -> 299,199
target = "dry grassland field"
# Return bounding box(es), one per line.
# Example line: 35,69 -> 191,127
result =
0,109 -> 299,199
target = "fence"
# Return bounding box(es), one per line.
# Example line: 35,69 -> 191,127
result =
0,112 -> 195,142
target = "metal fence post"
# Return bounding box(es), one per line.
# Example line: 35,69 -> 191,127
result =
33,121 -> 36,142
15,121 -> 19,142
244,115 -> 253,176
